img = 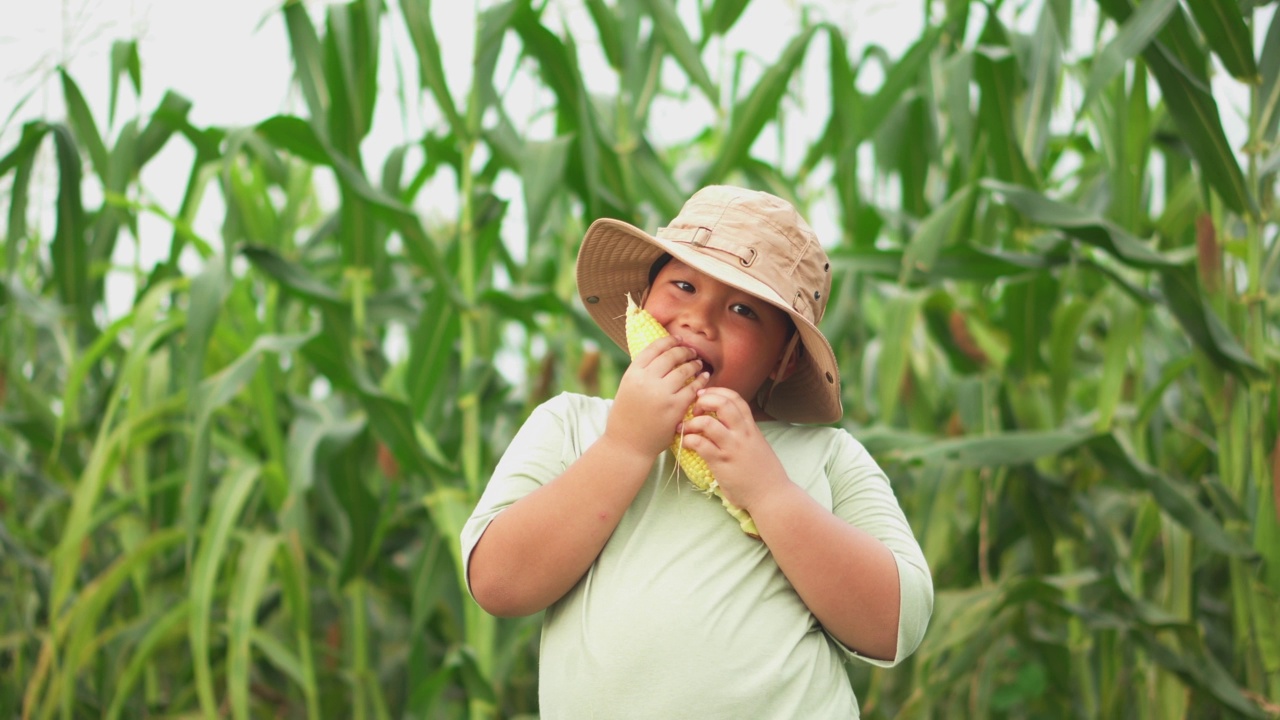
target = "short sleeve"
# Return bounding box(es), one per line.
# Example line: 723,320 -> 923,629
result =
459,394 -> 575,599
826,430 -> 934,667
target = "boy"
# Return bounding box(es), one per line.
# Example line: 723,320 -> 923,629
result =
462,186 -> 932,718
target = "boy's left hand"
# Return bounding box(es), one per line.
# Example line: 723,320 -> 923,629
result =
677,387 -> 790,512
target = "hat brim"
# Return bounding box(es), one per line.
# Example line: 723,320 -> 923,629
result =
576,217 -> 842,424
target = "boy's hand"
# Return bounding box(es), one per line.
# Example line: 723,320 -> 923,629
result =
677,387 -> 790,511
606,335 -> 709,460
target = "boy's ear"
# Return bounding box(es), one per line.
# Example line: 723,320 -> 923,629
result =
769,336 -> 801,382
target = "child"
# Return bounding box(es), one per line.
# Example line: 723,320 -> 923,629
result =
462,186 -> 933,718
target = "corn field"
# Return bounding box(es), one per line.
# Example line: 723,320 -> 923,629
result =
1,0 -> 1278,717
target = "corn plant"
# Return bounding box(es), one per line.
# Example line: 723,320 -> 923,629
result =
1,0 -> 1276,718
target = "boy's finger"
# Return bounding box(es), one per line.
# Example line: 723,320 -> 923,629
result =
630,334 -> 681,365
693,387 -> 749,420
650,344 -> 700,378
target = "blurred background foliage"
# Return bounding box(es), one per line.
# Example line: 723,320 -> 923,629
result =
1,0 -> 1278,717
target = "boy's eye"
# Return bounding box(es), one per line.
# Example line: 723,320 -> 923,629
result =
673,280 -> 695,293
730,303 -> 758,319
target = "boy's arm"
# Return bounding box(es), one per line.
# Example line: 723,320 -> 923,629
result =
467,335 -> 708,617
467,432 -> 655,617
744,481 -> 903,660
680,387 -> 917,661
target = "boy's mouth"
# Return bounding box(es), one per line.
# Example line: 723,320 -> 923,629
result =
697,355 -> 715,376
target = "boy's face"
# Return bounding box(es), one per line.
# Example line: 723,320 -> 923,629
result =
644,259 -> 795,417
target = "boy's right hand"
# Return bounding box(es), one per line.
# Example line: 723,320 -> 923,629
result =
605,335 -> 709,460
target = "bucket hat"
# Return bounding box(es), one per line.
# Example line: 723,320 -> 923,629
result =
575,185 -> 842,424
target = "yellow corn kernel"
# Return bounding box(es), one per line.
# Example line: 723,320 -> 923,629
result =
625,293 -> 760,538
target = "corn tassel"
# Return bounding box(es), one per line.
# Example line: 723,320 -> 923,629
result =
624,293 -> 760,538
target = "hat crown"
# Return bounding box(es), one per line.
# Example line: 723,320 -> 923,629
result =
656,186 -> 831,325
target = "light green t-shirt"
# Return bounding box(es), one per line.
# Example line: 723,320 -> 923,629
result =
461,393 -> 933,719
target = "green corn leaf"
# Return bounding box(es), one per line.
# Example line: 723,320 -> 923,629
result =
522,135 -> 573,246
283,0 -> 330,135
705,0 -> 751,37
262,113 -> 456,300
1183,0 -> 1258,81
1259,11 -> 1280,146
242,245 -> 346,308
1020,4 -> 1062,170
137,91 -> 193,167
630,140 -> 685,219
1254,11 -> 1280,156
286,396 -> 364,494
832,243 -> 1052,283
256,114 -> 332,166
193,332 -> 318,420
1158,265 -> 1265,380
424,487 -> 476,590
275,535 -> 320,716
108,39 -> 141,126
511,5 -> 615,215
893,426 -> 1097,468
1049,297 -> 1093,420
900,186 -> 976,284
702,24 -> 821,185
1095,0 -> 1253,217
184,330 -> 316,568
399,0 -> 464,138
1080,0 -> 1177,114
91,119 -> 138,302
637,0 -> 717,103
583,0 -> 623,69
48,123 -> 88,319
974,14 -> 1035,186
1148,43 -> 1253,216
106,600 -> 189,720
984,180 -> 1189,268
473,2 -> 519,134
875,291 -> 924,419
54,528 -> 184,720
1087,434 -> 1255,558
1004,271 -> 1059,378
3,122 -> 48,268
190,463 -> 260,718
1135,631 -> 1269,718
853,26 -> 941,146
334,443 -> 382,585
59,69 -> 108,180
250,629 -> 310,690
360,388 -> 446,476
408,281 -> 459,418
185,259 -> 229,394
49,281 -> 181,614
1095,301 -> 1143,430
228,532 -> 281,720
321,1 -> 379,149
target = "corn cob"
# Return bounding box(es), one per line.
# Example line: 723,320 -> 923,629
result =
624,293 -> 760,538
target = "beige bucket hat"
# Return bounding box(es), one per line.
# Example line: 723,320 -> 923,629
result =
576,185 -> 842,424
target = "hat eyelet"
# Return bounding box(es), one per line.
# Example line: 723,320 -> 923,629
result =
825,372 -> 834,383
739,248 -> 757,267
586,296 -> 600,304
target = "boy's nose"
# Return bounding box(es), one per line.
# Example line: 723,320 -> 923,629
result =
676,303 -> 716,339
